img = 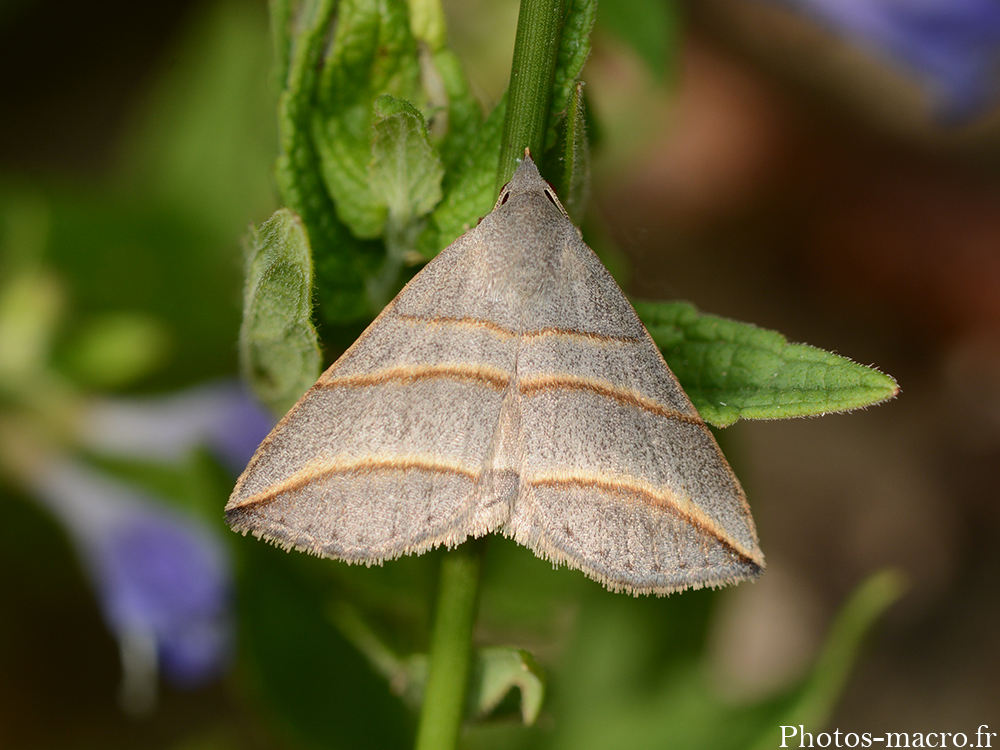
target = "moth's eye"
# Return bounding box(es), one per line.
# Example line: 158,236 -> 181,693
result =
543,189 -> 557,206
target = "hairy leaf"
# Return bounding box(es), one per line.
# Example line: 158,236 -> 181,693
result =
634,300 -> 900,427
422,96 -> 507,256
311,0 -> 422,239
240,209 -> 321,415
371,94 -> 445,226
274,0 -> 378,326
547,0 -> 597,150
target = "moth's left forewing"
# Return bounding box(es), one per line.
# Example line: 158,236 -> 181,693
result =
226,226 -> 519,562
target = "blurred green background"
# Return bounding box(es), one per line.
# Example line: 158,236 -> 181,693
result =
1,0 -> 999,748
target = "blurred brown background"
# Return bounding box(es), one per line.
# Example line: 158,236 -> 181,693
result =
585,1 -> 1000,732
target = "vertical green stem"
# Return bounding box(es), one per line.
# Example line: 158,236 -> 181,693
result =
496,0 -> 567,191
414,539 -> 486,750
414,2 -> 566,747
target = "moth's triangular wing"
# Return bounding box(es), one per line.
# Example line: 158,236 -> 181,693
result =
226,224 -> 524,563
499,190 -> 764,594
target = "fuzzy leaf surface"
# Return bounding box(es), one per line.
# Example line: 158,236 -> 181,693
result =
634,300 -> 900,427
240,209 -> 321,414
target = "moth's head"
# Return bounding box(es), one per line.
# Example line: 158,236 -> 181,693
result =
493,151 -> 570,221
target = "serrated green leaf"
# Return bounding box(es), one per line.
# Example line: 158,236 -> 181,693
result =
240,209 -> 321,415
313,109 -> 388,239
356,95 -> 445,308
316,0 -> 421,111
275,0 -> 433,327
423,96 -> 506,256
371,94 -> 444,225
311,0 -> 423,239
634,300 -> 900,427
275,0 -> 376,325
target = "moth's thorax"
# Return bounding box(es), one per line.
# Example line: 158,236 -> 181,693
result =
479,194 -> 580,300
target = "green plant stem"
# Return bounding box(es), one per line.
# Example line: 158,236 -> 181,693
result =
497,0 -> 567,190
414,539 -> 486,750
414,3 -> 566,747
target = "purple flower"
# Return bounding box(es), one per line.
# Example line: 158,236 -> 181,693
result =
39,381 -> 276,710
763,0 -> 1000,121
45,381 -> 274,711
32,458 -> 234,712
80,380 -> 275,474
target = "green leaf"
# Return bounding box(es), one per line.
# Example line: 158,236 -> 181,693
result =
634,300 -> 900,427
276,0 -> 475,331
423,96 -> 506,255
547,0 -> 597,150
312,111 -> 388,241
273,0 -> 492,331
274,0 -> 423,328
370,94 -> 445,227
240,209 -> 321,415
275,0 -> 377,326
360,94 -> 445,308
471,646 -> 545,725
311,0 -> 422,239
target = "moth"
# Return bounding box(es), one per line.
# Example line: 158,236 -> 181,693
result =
227,153 -> 763,595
